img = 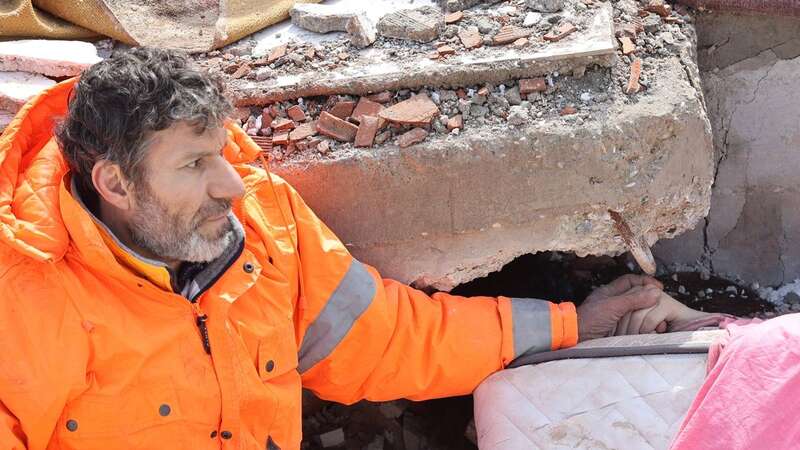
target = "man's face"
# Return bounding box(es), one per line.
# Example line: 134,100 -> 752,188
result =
126,122 -> 245,264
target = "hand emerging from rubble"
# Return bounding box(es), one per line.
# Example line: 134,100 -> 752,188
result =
613,291 -> 735,335
577,274 -> 664,341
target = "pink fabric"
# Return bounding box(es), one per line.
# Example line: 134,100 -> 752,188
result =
670,313 -> 800,450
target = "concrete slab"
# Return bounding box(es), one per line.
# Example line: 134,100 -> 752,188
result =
0,72 -> 56,112
0,40 -> 102,77
233,5 -> 616,105
270,52 -> 713,290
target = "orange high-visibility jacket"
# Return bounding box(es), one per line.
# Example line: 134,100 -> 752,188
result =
0,79 -> 578,450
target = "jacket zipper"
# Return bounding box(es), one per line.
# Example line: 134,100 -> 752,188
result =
191,301 -> 212,354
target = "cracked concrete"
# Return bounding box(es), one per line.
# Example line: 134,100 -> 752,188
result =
654,12 -> 800,287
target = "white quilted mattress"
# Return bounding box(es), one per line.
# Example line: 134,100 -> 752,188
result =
474,331 -> 726,450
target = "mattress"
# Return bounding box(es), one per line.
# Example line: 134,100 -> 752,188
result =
473,330 -> 727,450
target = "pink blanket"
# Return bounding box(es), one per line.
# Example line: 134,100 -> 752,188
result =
670,313 -> 800,449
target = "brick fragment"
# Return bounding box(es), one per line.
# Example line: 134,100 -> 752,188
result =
616,23 -> 639,40
267,44 -> 287,64
428,51 -> 441,60
625,58 -> 642,94
271,118 -> 295,132
544,22 -> 577,42
446,114 -> 463,131
397,128 -> 428,148
377,6 -> 444,43
645,0 -> 672,17
379,94 -> 439,127
289,121 -> 318,141
329,101 -> 356,119
560,106 -> 577,115
493,25 -> 532,45
272,132 -> 290,145
367,91 -> 393,103
317,140 -> 330,154
250,135 -> 273,152
231,63 -> 251,79
519,78 -> 547,95
458,26 -> 482,49
477,86 -> 490,96
317,111 -> 358,142
287,105 -> 306,122
437,45 -> 456,56
354,116 -> 380,148
512,38 -> 528,48
445,11 -> 464,24
619,36 -> 636,55
352,97 -> 384,123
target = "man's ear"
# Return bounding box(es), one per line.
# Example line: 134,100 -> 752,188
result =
91,161 -> 133,211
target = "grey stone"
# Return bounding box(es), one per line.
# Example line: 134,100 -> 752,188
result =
505,86 -> 522,105
526,0 -> 564,13
523,12 -> 542,26
507,105 -> 530,125
377,6 -> 444,43
290,3 -> 356,33
346,14 -> 377,48
319,428 -> 345,448
474,17 -> 496,34
470,104 -> 489,118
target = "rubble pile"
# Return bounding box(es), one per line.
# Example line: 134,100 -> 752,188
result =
0,40 -> 102,133
206,0 -> 696,166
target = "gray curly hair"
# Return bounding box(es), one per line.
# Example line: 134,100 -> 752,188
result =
57,47 -> 233,194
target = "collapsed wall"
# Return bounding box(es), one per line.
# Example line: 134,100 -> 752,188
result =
206,0 -> 714,290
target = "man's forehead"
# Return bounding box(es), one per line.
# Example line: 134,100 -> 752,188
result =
147,122 -> 227,159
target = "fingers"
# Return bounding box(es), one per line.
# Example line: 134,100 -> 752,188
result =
615,312 -> 632,336
602,274 -> 664,296
625,306 -> 654,335
655,321 -> 668,333
615,284 -> 661,312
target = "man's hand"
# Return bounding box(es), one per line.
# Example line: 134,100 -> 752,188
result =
614,291 -> 734,335
577,274 -> 663,341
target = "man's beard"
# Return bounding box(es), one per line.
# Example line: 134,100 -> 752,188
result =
128,183 -> 234,263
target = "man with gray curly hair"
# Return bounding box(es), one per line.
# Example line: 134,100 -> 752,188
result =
0,47 -> 701,449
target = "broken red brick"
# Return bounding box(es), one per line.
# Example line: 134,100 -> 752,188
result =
231,63 -> 251,79
250,135 -> 272,152
544,23 -> 577,42
367,91 -> 393,103
317,111 -> 358,142
437,45 -> 456,56
289,121 -> 318,142
267,44 -> 287,64
428,51 -> 441,60
560,106 -> 578,116
638,9 -> 651,17
519,78 -> 547,95
328,101 -> 356,120
458,27 -> 482,49
354,116 -> 380,148
304,47 -> 316,60
260,107 -> 272,126
271,118 -> 295,132
663,16 -> 683,24
477,86 -> 490,96
378,94 -> 440,127
625,58 -> 642,94
633,17 -> 645,33
619,36 -> 636,55
397,128 -> 428,148
272,132 -> 290,145
352,97 -> 384,123
287,105 -> 306,122
493,25 -> 532,45
616,24 -> 639,40
446,114 -> 463,131
512,38 -> 528,48
645,0 -> 672,17
444,11 -> 464,24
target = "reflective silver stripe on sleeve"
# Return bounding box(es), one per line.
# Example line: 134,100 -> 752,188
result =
298,259 -> 377,373
510,298 -> 553,358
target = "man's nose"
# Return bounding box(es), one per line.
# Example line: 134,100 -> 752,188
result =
208,158 -> 245,200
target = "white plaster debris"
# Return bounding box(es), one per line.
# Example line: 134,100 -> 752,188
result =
0,40 -> 101,77
252,0 -> 435,56
0,71 -> 55,112
757,279 -> 800,308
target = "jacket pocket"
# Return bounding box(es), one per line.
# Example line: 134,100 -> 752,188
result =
257,323 -> 299,382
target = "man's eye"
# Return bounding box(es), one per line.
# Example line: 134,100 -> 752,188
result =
186,159 -> 201,169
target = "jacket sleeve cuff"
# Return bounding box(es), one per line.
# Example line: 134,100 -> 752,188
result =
508,298 -> 578,359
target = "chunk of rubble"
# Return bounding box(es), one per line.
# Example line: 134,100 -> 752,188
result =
397,128 -> 428,148
317,111 -> 358,142
526,0 -> 564,13
493,26 -> 532,45
329,100 -> 356,119
0,110 -> 14,133
289,121 -> 318,142
458,26 -> 483,49
379,94 -> 439,127
544,23 -> 578,42
625,58 -> 642,94
0,71 -> 55,112
352,97 -> 384,123
289,4 -> 377,49
377,6 -> 444,43
354,116 -> 380,148
619,36 -> 636,55
519,78 -> 546,94
444,11 -> 464,24
0,40 -> 101,77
